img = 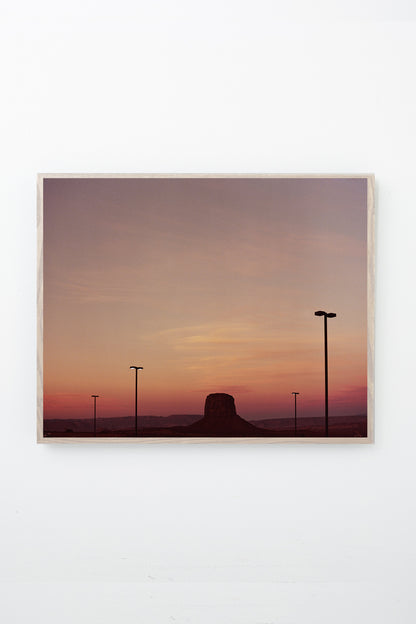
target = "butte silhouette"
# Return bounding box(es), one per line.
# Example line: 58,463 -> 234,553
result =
184,393 -> 267,435
139,393 -> 274,437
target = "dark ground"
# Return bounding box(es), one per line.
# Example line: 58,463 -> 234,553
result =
44,413 -> 367,438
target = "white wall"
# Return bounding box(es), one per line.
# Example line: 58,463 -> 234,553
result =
1,2 -> 416,622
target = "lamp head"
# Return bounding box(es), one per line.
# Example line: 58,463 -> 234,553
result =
314,310 -> 326,316
327,313 -> 336,318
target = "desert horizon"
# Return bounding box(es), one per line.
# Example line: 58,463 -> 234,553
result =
43,391 -> 367,438
44,411 -> 367,438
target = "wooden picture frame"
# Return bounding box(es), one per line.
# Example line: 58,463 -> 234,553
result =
37,174 -> 374,443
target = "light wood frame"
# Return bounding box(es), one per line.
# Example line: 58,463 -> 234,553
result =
37,174 -> 375,444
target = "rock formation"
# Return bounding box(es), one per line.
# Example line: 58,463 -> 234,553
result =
185,392 -> 267,435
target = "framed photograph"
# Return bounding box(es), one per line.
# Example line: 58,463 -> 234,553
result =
37,174 -> 374,443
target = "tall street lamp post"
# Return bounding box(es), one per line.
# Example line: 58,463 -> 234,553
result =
291,392 -> 299,436
91,395 -> 99,437
314,310 -> 336,437
130,366 -> 143,437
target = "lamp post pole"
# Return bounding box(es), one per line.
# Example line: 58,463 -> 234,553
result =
130,366 -> 143,437
291,392 -> 299,436
314,310 -> 336,437
91,395 -> 99,437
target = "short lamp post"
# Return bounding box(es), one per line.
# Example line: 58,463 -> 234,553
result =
314,310 -> 336,437
291,392 -> 299,436
91,395 -> 99,437
130,366 -> 143,437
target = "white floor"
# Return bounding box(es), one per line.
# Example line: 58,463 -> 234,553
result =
1,580 -> 414,624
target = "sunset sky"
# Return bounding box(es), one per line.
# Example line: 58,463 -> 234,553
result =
43,177 -> 367,421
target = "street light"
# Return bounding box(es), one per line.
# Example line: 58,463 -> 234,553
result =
91,395 -> 99,437
291,392 -> 299,436
130,365 -> 143,437
314,310 -> 336,437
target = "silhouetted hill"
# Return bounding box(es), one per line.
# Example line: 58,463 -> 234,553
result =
178,393 -> 271,436
44,409 -> 367,438
250,414 -> 367,437
134,394 -> 282,437
44,414 -> 201,435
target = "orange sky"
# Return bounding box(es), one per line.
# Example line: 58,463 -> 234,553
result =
43,177 -> 367,421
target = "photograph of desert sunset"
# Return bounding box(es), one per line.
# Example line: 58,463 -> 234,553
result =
42,176 -> 369,439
